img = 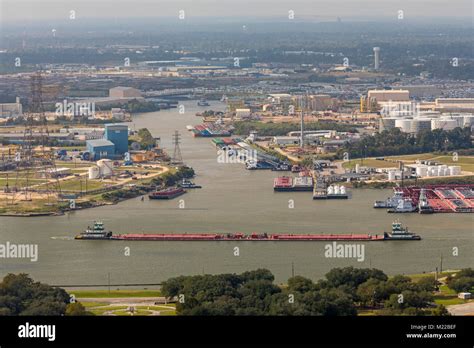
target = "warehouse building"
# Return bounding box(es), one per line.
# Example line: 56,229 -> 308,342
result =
109,86 -> 142,99
105,123 -> 129,155
86,139 -> 116,160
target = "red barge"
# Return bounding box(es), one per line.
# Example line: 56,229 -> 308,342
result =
75,222 -> 420,241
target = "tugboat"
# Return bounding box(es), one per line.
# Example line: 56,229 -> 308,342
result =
418,188 -> 434,214
149,187 -> 186,200
75,221 -> 112,240
374,191 -> 404,208
197,99 -> 210,107
271,162 -> 291,171
383,221 -> 421,240
387,198 -> 417,213
178,178 -> 202,189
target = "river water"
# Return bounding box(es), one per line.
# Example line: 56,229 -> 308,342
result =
0,100 -> 472,285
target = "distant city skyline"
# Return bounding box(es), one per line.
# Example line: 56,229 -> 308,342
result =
1,0 -> 472,24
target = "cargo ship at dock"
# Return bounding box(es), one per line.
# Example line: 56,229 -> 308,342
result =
374,185 -> 474,213
149,187 -> 186,200
75,222 -> 420,241
273,175 -> 313,192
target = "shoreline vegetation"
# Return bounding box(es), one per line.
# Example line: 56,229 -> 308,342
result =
2,268 -> 472,316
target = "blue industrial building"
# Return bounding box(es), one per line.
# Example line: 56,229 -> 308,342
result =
86,139 -> 116,160
105,123 -> 128,155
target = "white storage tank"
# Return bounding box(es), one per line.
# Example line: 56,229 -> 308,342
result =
388,171 -> 396,181
431,119 -> 458,131
416,166 -> 428,177
395,119 -> 412,133
463,115 -> 474,127
449,166 -> 461,175
334,185 -> 340,194
97,159 -> 114,177
88,166 -> 100,179
340,186 -> 346,195
327,186 -> 334,195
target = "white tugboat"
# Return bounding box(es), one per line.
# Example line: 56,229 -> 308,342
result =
383,221 -> 421,240
418,188 -> 434,214
387,198 -> 416,213
75,221 -> 112,240
374,191 -> 404,208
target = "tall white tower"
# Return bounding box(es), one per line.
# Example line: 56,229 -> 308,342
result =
373,47 -> 380,70
300,110 -> 304,148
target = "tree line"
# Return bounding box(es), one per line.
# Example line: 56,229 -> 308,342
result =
340,127 -> 472,159
161,267 -> 457,316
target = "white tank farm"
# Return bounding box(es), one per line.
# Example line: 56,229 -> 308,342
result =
388,171 -> 396,181
431,119 -> 458,131
463,115 -> 474,127
416,166 -> 428,177
97,159 -> 114,177
88,166 -> 100,179
449,166 -> 461,175
395,119 -> 412,133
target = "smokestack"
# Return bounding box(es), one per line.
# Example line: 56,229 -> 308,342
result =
373,47 -> 380,70
300,110 -> 304,148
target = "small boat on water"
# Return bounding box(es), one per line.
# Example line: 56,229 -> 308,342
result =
178,178 -> 202,189
149,187 -> 186,200
197,99 -> 210,106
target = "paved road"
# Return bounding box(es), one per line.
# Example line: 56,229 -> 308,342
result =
447,302 -> 474,315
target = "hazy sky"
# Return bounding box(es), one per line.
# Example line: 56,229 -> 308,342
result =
1,0 -> 473,23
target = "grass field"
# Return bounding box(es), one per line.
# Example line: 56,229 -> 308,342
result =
59,179 -> 106,192
78,300 -> 176,316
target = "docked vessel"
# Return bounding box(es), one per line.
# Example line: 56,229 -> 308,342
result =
374,191 -> 403,208
271,163 -> 291,171
149,187 -> 186,200
273,176 -> 313,191
178,178 -> 202,189
387,198 -> 417,213
418,188 -> 434,214
291,165 -> 303,173
326,185 -> 349,199
75,222 -> 419,241
197,99 -> 210,106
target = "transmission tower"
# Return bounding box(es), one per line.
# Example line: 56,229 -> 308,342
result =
171,130 -> 183,165
10,71 -> 62,204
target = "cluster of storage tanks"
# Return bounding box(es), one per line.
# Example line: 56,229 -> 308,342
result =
88,159 -> 114,179
415,165 -> 461,178
327,185 -> 347,195
381,115 -> 474,133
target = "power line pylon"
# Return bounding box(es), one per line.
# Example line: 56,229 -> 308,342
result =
11,71 -> 62,205
171,130 -> 183,165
